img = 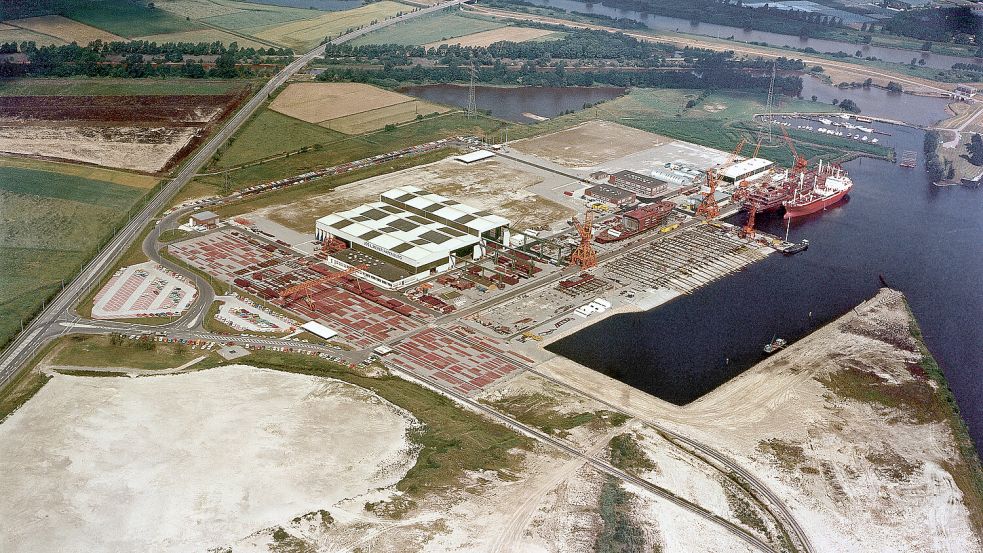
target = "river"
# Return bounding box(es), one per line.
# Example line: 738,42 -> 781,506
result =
546,86 -> 983,450
400,84 -> 626,122
525,0 -> 981,70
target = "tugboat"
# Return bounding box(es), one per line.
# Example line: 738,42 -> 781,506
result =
763,337 -> 787,355
782,239 -> 809,256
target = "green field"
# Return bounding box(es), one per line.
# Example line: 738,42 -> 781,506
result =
349,13 -> 504,46
201,110 -> 500,191
203,7 -> 320,31
51,334 -> 215,371
0,78 -> 247,96
65,0 -> 204,38
0,163 -> 148,350
214,109 -> 347,168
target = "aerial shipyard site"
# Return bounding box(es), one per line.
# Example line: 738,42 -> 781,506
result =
1,0 -> 983,552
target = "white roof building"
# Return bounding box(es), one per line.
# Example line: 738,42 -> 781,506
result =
454,150 -> 496,163
719,158 -> 774,183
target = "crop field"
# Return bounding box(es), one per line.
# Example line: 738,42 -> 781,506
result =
63,0 -> 204,38
0,26 -> 66,46
7,15 -> 123,44
0,164 -> 148,350
0,78 -> 246,97
423,26 -> 555,48
350,13 -> 503,46
134,29 -> 273,49
0,84 -> 249,173
252,1 -> 406,49
0,156 -> 158,189
268,82 -> 449,134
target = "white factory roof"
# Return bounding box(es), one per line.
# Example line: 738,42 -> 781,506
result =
317,201 -> 480,267
381,185 -> 510,234
454,150 -> 496,163
719,157 -> 773,180
301,321 -> 337,340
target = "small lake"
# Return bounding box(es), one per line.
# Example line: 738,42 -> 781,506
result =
798,77 -> 951,127
399,84 -> 627,122
525,0 -> 981,70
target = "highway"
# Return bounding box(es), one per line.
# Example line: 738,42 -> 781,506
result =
0,0 -> 469,388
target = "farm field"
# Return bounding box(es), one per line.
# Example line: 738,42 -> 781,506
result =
269,82 -> 449,133
0,82 -> 250,173
350,12 -> 503,46
0,26 -> 67,46
64,0 -> 204,38
252,1 -> 406,50
0,156 -> 158,189
423,25 -> 555,48
0,163 -> 148,350
5,15 -> 123,44
0,78 -> 247,96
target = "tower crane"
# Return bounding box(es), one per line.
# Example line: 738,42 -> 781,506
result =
569,211 -> 598,269
279,264 -> 368,310
780,126 -> 808,173
696,169 -> 721,220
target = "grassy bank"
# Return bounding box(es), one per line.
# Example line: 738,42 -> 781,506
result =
905,303 -> 983,535
50,334 -> 217,371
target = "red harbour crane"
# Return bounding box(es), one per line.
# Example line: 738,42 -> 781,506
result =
279,264 -> 367,310
569,211 -> 598,269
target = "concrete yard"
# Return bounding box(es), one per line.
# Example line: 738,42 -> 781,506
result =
0,365 -> 419,553
512,120 -> 671,168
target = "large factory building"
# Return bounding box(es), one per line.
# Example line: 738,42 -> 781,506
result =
607,170 -> 669,199
718,158 -> 773,184
315,186 -> 510,289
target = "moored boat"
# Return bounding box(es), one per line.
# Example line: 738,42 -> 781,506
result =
783,168 -> 853,219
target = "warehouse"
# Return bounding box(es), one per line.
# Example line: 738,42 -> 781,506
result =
718,158 -> 773,184
584,184 -> 637,208
315,187 -> 511,289
608,170 -> 669,199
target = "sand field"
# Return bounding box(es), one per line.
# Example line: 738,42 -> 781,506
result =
512,120 -> 671,168
0,365 -> 418,553
253,156 -> 572,232
7,15 -> 123,44
323,98 -> 451,134
0,126 -> 198,173
424,26 -> 555,48
270,82 -> 418,122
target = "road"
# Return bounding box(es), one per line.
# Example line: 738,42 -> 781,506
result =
0,0 -> 470,387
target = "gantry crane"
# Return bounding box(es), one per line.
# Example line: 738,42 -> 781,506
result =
279,264 -> 368,310
569,211 -> 597,269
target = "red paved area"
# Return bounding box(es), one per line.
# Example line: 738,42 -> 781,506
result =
289,286 -> 424,348
390,328 -> 526,395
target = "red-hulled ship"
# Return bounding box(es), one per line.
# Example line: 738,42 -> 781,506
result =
595,201 -> 675,243
783,166 -> 853,218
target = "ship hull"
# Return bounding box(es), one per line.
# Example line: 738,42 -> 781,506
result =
783,186 -> 850,218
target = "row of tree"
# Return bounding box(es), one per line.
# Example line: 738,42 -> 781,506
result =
2,40 -> 292,59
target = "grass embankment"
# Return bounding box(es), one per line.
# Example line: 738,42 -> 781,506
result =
50,334 -> 217,371
484,392 -> 627,438
510,88 -> 891,165
0,341 -> 57,423
906,305 -> 983,535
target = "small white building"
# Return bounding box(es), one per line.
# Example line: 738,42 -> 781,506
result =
718,158 -> 774,184
189,210 -> 220,228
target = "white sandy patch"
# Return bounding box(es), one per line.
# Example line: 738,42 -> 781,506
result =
0,126 -> 197,172
0,365 -> 418,553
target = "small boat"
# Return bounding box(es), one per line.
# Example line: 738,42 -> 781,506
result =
763,337 -> 787,355
782,239 -> 809,255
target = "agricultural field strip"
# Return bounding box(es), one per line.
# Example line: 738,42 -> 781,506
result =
268,82 -> 420,124
422,26 -> 555,48
350,12 -> 503,46
252,1 -> 407,48
0,156 -> 158,189
5,15 -> 124,44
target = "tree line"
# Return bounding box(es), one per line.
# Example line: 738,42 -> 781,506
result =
0,41 -> 283,79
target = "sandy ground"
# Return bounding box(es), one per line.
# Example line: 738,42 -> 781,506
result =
322,99 -> 451,134
254,156 -> 573,232
8,15 -> 123,44
0,126 -> 197,172
534,289 -> 983,552
424,26 -> 555,48
0,365 -> 419,553
512,120 -> 671,168
270,82 -> 414,123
